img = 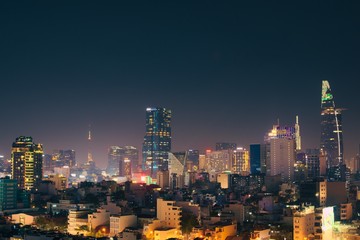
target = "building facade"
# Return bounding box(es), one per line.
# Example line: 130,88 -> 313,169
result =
11,136 -> 43,191
142,108 -> 171,178
320,80 -> 344,168
0,177 -> 17,211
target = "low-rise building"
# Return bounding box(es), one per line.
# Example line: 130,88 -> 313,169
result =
109,214 -> 137,236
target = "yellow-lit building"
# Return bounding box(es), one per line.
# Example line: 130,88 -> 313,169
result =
156,198 -> 181,229
293,206 -> 315,240
340,203 -> 353,221
46,174 -> 68,190
11,136 -> 43,191
250,229 -> 270,240
154,228 -> 181,240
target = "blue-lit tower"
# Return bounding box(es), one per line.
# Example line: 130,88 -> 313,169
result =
142,107 -> 171,178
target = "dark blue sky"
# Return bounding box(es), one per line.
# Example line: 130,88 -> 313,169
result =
1,1 -> 359,168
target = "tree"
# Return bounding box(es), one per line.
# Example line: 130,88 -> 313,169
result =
181,212 -> 199,234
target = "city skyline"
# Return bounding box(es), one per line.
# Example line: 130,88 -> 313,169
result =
1,2 -> 360,168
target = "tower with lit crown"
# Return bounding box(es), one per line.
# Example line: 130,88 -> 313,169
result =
320,80 -> 344,168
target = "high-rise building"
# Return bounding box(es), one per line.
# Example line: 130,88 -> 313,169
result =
142,107 -> 171,177
265,122 -> 297,182
107,146 -> 138,176
269,138 -> 295,182
232,147 -> 250,175
11,136 -> 43,191
306,149 -> 319,179
107,146 -> 122,176
320,80 -> 344,168
0,177 -> 17,211
216,142 -> 237,151
205,149 -> 232,173
120,157 -> 132,178
52,149 -> 76,168
250,144 -> 261,174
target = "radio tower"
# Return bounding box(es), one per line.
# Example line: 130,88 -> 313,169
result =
88,124 -> 94,164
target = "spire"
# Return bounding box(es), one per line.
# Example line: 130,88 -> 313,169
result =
295,115 -> 301,151
87,124 -> 93,163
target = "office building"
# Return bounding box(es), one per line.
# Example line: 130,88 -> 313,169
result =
52,149 -> 76,168
142,107 -> 171,178
11,136 -> 43,190
187,149 -> 199,168
269,138 -> 295,182
306,149 -> 321,179
320,80 -> 344,168
250,144 -> 261,174
232,147 -> 250,175
0,177 -> 17,211
205,149 -> 232,173
107,146 -> 138,176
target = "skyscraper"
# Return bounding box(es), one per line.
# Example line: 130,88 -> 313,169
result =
232,147 -> 250,175
11,136 -> 43,190
107,146 -> 138,176
142,107 -> 171,177
320,80 -> 344,168
250,144 -> 261,174
265,123 -> 296,182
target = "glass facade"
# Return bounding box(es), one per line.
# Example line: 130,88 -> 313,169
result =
142,107 -> 171,177
320,80 -> 344,168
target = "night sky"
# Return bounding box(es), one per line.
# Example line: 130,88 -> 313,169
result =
1,1 -> 360,168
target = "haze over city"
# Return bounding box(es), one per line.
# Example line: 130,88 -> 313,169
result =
1,1 -> 360,168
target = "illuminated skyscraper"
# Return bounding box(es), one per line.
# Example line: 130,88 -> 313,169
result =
142,107 -> 171,177
265,123 -> 296,182
232,147 -> 250,175
11,136 -> 43,190
320,80 -> 344,168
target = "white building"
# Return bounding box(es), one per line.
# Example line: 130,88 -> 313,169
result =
67,209 -> 90,235
269,138 -> 295,182
109,214 -> 137,236
156,198 -> 181,229
88,208 -> 111,232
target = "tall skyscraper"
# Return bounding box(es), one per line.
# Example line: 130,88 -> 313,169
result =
269,138 -> 295,182
11,136 -> 43,190
142,107 -> 171,177
320,80 -> 344,168
265,123 -> 296,182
